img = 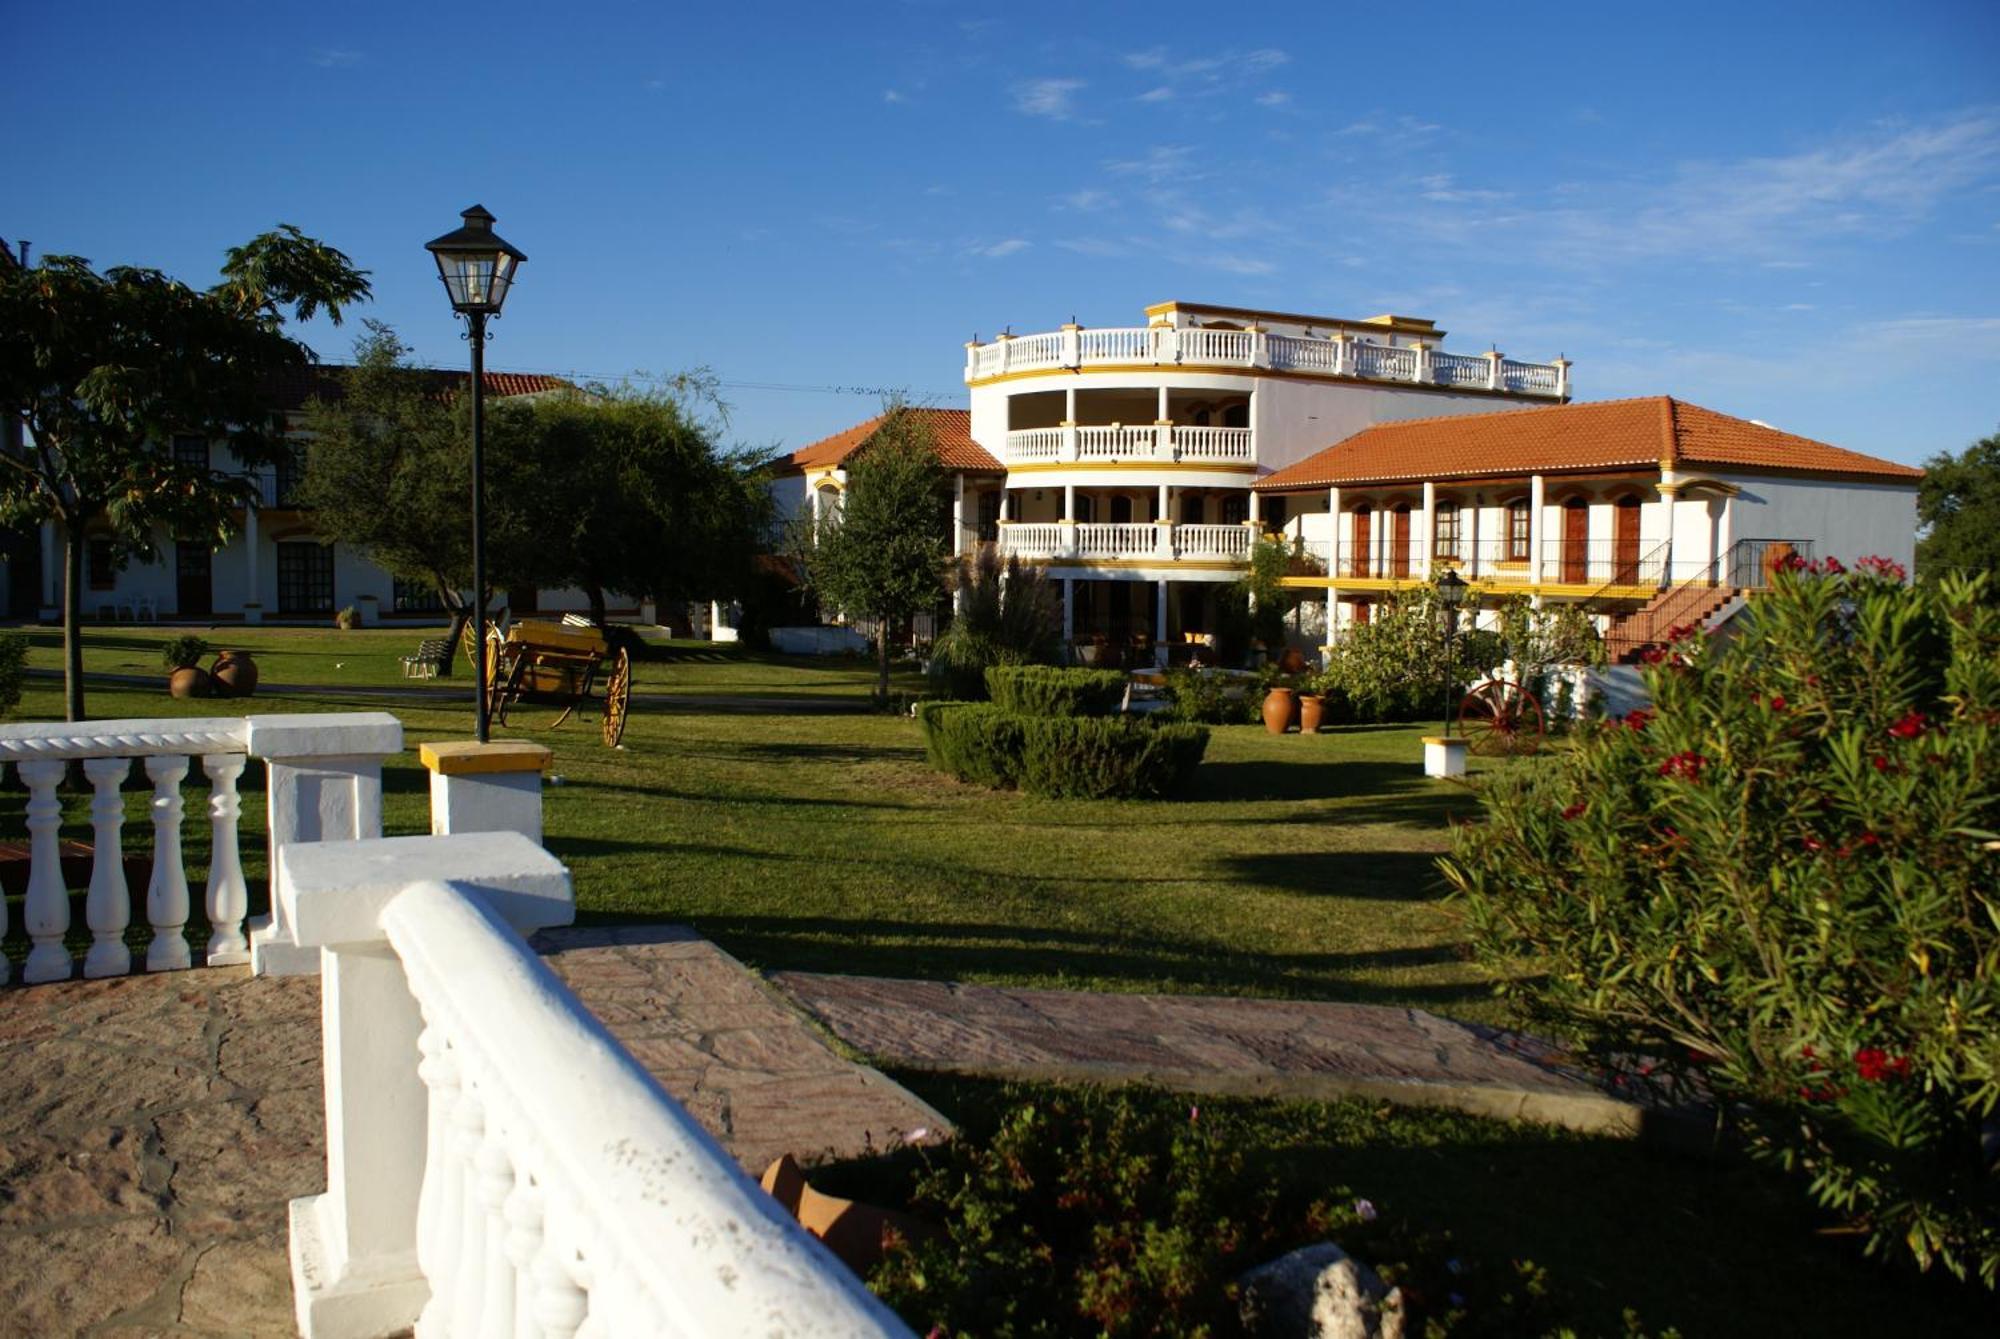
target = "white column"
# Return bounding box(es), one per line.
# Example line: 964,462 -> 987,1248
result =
1419,480 -> 1436,579
1328,487 -> 1341,574
1553,357 -> 1572,400
1468,494 -> 1482,580
951,474 -> 966,558
38,522 -> 59,619
246,712 -> 405,977
144,755 -> 193,972
1157,385 -> 1169,421
1157,483 -> 1169,519
1063,483 -> 1075,521
243,505 -> 263,623
82,757 -> 133,979
998,489 -> 1011,522
1248,491 -> 1262,526
1529,474 -> 1546,585
1065,385 -> 1077,424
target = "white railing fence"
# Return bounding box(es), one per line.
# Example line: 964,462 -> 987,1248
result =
0,712 -> 401,986
283,833 -> 908,1339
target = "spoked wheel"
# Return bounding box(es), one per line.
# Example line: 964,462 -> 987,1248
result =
600,648 -> 632,747
1458,679 -> 1546,757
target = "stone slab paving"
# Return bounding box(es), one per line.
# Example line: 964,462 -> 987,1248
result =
0,929 -> 942,1338
773,972 -> 1644,1136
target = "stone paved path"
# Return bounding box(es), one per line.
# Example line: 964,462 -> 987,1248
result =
773,972 -> 1642,1135
0,930 -> 942,1338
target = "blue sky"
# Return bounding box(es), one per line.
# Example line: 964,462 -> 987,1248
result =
6,1 -> 1997,465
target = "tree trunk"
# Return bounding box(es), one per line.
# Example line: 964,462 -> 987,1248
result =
62,528 -> 85,722
876,619 -> 891,705
586,584 -> 607,629
439,602 -> 469,680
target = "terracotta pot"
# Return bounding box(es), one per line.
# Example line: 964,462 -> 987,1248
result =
760,1154 -> 932,1274
1262,686 -> 1297,735
1298,694 -> 1324,735
210,650 -> 259,698
168,667 -> 211,699
1279,646 -> 1309,675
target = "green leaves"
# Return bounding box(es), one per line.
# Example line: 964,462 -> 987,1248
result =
1443,567 -> 2000,1286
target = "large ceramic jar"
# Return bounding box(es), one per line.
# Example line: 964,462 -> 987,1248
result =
168,666 -> 211,700
1298,694 -> 1324,735
1262,686 -> 1296,735
211,650 -> 260,698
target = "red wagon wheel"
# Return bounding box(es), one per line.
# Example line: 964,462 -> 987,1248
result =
1458,679 -> 1546,757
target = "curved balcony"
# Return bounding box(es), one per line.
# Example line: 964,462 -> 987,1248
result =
966,326 -> 1567,397
998,522 -> 1253,565
1001,423 -> 1253,466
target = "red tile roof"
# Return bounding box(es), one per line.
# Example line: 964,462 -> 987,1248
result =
1255,396 -> 1923,491
267,363 -> 574,411
783,408 -> 1000,474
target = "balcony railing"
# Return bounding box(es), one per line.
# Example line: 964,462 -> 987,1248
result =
969,326 -> 1568,398
1296,537 -> 1673,588
999,522 -> 1253,563
1001,424 -> 1254,465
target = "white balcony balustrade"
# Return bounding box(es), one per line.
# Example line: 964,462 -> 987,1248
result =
971,326 -> 1569,398
284,832 -> 908,1339
0,712 -> 400,986
1001,424 -> 1254,465
1000,522 -> 1252,563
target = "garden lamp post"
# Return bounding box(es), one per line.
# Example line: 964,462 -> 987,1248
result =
1436,568 -> 1468,738
425,205 -> 526,744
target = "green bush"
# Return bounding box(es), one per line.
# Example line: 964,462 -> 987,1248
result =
928,547 -> 1061,698
1162,668 -> 1258,725
1315,582 -> 1495,723
0,631 -> 25,718
160,634 -> 212,671
1018,715 -> 1209,799
870,1085 -> 1583,1338
916,701 -> 1025,789
917,701 -> 1209,799
984,664 -> 1126,718
1442,564 -> 2000,1287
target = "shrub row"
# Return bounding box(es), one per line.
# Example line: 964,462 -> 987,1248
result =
919,701 -> 1209,799
983,665 -> 1126,717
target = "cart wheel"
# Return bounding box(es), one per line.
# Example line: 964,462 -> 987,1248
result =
1458,679 -> 1545,757
601,648 -> 632,747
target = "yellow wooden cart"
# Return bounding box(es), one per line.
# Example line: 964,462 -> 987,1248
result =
482,619 -> 633,747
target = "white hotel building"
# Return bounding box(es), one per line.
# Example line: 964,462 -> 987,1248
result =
785,299 -> 1920,664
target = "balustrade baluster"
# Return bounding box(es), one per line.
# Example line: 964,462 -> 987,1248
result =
19,759 -> 68,983
531,1238 -> 588,1339
416,1024 -> 462,1337
200,754 -> 249,965
143,755 -> 191,972
505,1174 -> 546,1339
81,756 -> 133,979
452,1082 -> 491,1333
476,1123 -> 520,1335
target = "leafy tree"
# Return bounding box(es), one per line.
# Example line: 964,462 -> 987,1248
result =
0,227 -> 370,718
487,376 -> 773,627
926,545 -> 1060,698
299,322 -> 542,664
1918,428 -> 2000,595
799,407 -> 949,702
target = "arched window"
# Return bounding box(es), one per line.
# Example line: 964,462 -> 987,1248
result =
1505,497 -> 1531,561
1433,498 -> 1462,560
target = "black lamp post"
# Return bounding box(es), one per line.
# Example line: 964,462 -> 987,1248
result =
1436,568 -> 1468,738
424,205 -> 526,744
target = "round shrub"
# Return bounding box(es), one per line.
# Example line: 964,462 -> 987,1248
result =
985,664 -> 1127,717
1018,716 -> 1209,799
917,701 -> 1025,789
1442,565 -> 2000,1287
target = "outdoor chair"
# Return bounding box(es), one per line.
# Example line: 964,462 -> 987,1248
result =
401,637 -> 451,679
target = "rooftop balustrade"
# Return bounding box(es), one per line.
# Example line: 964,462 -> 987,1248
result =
967,325 -> 1568,398
1001,423 -> 1254,466
999,521 -> 1254,564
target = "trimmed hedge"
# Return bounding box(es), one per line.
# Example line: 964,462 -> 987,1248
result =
917,700 -> 1209,799
983,665 -> 1126,718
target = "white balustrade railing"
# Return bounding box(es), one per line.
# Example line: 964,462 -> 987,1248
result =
0,712 -> 400,985
1076,425 -> 1155,459
1004,427 -> 1063,461
1175,524 -> 1254,559
967,326 -> 1567,396
283,832 -> 907,1339
1001,523 -> 1065,556
1075,523 -> 1157,558
1174,425 -> 1253,461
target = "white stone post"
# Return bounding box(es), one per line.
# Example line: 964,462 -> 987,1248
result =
243,505 -> 263,624
1486,349 -> 1505,391
1059,322 -> 1080,369
1424,735 -> 1468,779
1331,331 -> 1353,377
951,474 -> 966,559
1328,487 -> 1342,575
1249,325 -> 1270,369
1412,341 -> 1434,384
1553,357 -> 1572,400
283,832 -> 574,1339
422,741 -> 551,847
248,712 -> 406,976
1247,490 -> 1262,528
1156,385 -> 1169,422
963,341 -> 979,380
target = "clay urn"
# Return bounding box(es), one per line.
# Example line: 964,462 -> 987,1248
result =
1262,685 -> 1297,735
1298,693 -> 1324,735
168,666 -> 211,700
210,650 -> 260,698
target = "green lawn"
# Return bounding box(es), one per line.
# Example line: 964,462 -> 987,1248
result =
6,648 -> 1487,1018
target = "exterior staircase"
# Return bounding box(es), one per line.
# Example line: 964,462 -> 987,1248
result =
1603,537 -> 1811,664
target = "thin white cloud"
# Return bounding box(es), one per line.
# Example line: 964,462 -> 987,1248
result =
970,238 -> 1031,259
1256,91 -> 1291,108
1015,78 -> 1085,120
1117,46 -> 1288,102
883,89 -> 908,104
312,49 -> 363,68
1106,145 -> 1196,185
1195,252 -> 1277,276
1056,238 -> 1128,258
1056,189 -> 1115,212
1138,86 -> 1174,103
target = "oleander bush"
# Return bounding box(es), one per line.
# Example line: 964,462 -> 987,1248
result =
984,665 -> 1126,718
1442,561 -> 2000,1287
917,699 -> 1209,799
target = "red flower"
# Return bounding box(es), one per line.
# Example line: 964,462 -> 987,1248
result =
1777,552 -> 1810,573
1623,708 -> 1653,732
1856,555 -> 1907,582
1639,646 -> 1669,665
1871,754 -> 1893,773
1802,835 -> 1825,853
1560,801 -> 1587,820
1819,556 -> 1846,575
1887,710 -> 1927,741
1658,751 -> 1707,781
1768,695 -> 1787,712
1858,832 -> 1879,847
1666,623 -> 1700,643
